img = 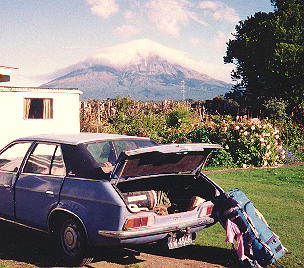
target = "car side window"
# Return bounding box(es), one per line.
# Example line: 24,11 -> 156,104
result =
24,143 -> 65,176
51,147 -> 66,176
0,142 -> 32,172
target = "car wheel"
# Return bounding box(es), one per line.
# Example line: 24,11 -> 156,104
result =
56,217 -> 93,266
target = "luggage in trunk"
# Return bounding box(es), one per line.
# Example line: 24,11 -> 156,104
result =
216,188 -> 286,267
117,174 -> 219,215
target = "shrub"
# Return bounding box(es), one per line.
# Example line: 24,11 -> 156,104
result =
206,149 -> 236,168
158,115 -> 285,168
278,120 -> 304,162
204,115 -> 285,167
166,108 -> 193,128
262,98 -> 288,122
80,98 -> 296,168
108,110 -> 167,141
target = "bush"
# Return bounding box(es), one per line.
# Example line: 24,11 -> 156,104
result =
261,99 -> 304,162
206,149 -> 236,168
80,98 -> 299,168
166,108 -> 193,128
278,120 -> 304,162
262,98 -> 288,122
108,110 -> 167,141
204,115 -> 285,167
158,115 -> 285,168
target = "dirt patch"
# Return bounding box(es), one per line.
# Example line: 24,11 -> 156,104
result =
87,244 -> 239,268
88,252 -> 227,268
0,222 -> 238,268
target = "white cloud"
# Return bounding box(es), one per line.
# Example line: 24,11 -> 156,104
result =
86,0 -> 223,37
146,0 -> 191,37
87,0 -> 119,19
190,37 -> 203,46
214,31 -> 234,50
200,1 -> 218,9
215,31 -> 227,49
93,38 -> 191,66
199,1 -> 240,23
113,25 -> 141,39
196,61 -> 232,82
124,10 -> 135,20
188,12 -> 209,27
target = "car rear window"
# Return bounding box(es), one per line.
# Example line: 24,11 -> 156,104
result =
86,141 -> 115,164
84,139 -> 157,165
113,139 -> 157,158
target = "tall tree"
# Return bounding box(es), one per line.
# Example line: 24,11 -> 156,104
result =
224,0 -> 304,113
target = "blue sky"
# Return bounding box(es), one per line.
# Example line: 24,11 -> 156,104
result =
1,0 -> 274,86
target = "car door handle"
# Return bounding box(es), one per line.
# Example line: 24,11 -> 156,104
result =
45,190 -> 54,195
0,184 -> 10,188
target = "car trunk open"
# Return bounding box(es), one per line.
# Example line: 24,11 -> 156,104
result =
111,143 -> 223,215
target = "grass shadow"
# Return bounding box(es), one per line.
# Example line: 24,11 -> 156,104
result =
0,221 -> 144,267
0,221 -> 240,267
0,221 -> 61,266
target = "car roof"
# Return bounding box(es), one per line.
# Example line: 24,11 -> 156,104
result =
15,133 -> 151,145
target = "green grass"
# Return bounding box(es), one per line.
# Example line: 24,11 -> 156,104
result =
196,165 -> 304,268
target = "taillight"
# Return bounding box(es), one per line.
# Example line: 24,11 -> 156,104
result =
123,215 -> 154,230
199,205 -> 214,217
206,205 -> 213,215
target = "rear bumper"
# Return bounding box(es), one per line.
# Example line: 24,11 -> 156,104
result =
98,216 -> 215,239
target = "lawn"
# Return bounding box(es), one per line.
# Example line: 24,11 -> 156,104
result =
0,165 -> 302,268
196,165 -> 304,268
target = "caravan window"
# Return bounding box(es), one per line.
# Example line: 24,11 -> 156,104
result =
24,98 -> 53,119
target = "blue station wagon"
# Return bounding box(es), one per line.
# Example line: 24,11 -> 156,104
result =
0,133 -> 224,265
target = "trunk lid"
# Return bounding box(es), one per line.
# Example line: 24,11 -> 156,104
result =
110,143 -> 222,183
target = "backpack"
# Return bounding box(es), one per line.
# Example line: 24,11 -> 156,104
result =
216,188 -> 286,267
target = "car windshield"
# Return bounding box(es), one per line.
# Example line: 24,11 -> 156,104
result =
85,139 -> 157,165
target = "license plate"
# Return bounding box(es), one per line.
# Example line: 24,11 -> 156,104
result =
168,233 -> 193,249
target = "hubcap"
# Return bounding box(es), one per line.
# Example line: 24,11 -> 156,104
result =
63,226 -> 78,251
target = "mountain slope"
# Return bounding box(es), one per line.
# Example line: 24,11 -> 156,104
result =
41,39 -> 231,101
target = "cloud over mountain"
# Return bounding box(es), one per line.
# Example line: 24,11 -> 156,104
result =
46,39 -> 231,82
41,39 -> 232,101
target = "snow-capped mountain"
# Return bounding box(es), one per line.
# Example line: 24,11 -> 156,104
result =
41,39 -> 231,101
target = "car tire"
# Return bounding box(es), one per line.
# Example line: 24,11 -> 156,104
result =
55,217 -> 93,266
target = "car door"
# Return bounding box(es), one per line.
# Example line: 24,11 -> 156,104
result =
0,142 -> 32,218
15,142 -> 66,229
